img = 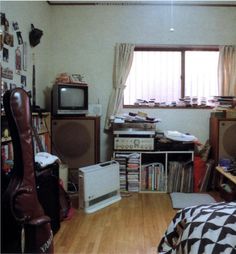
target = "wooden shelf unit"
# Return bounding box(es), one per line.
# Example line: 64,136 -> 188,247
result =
1,112 -> 51,172
216,166 -> 236,185
113,150 -> 194,193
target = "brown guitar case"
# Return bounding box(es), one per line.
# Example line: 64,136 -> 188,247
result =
1,88 -> 54,253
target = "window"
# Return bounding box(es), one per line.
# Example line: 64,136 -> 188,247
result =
124,47 -> 219,106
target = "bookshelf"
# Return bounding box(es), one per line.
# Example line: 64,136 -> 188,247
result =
113,150 -> 194,193
1,112 -> 51,173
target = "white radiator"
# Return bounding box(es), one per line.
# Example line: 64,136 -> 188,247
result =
79,161 -> 121,213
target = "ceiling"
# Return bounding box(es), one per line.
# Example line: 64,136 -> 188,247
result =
47,0 -> 236,6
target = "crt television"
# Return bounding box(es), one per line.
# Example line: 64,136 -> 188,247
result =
52,83 -> 88,116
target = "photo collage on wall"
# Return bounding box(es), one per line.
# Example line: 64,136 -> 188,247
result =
1,12 -> 28,111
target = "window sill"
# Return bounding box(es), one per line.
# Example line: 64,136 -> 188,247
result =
123,105 -> 214,109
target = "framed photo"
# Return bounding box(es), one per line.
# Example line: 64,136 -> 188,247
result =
3,31 -> 13,47
15,47 -> 22,73
21,75 -> 26,87
71,74 -> 84,83
3,47 -> 9,62
10,83 -> 17,90
23,42 -> 27,71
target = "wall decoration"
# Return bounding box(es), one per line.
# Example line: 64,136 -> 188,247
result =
2,67 -> 13,80
0,33 -> 2,50
1,13 -> 6,25
16,31 -> 23,45
71,74 -> 84,83
1,13 -> 29,94
12,21 -> 19,31
2,81 -> 8,93
3,47 -> 8,62
23,42 -> 27,71
1,13 -> 9,31
3,31 -> 14,47
15,46 -> 21,74
21,75 -> 26,87
10,83 -> 17,90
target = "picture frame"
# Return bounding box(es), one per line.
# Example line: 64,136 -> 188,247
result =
71,74 -> 84,83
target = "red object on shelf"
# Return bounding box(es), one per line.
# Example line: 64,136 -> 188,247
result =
194,156 -> 206,192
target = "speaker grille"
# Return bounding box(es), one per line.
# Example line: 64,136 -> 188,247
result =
219,121 -> 236,160
52,118 -> 97,168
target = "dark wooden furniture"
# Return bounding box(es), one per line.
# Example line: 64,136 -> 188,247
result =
51,116 -> 100,168
209,116 -> 236,164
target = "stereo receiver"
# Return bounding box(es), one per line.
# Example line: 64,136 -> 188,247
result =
114,137 -> 154,151
113,123 -> 156,151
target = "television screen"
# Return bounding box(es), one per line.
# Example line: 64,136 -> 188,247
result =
60,87 -> 84,108
52,83 -> 88,115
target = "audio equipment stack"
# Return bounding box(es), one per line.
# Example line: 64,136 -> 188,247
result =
113,122 -> 155,151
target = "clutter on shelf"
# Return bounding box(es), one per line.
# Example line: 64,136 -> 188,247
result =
55,72 -> 85,84
164,130 -> 198,142
132,96 -> 236,108
111,112 -> 161,123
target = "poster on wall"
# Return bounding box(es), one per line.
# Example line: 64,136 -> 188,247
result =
21,75 -> 26,87
12,21 -> 19,31
16,31 -> 23,45
3,31 -> 14,47
0,33 -> 3,50
23,42 -> 27,71
3,47 -> 9,62
2,67 -> 13,80
15,47 -> 22,74
1,12 -> 29,96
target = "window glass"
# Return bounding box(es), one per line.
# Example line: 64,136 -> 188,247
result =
185,51 -> 219,98
124,48 -> 219,106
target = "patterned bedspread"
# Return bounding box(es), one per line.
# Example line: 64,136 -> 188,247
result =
158,202 -> 236,254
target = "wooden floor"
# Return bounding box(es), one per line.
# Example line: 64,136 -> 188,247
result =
54,193 -> 176,254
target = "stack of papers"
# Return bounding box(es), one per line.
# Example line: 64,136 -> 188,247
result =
164,131 -> 197,142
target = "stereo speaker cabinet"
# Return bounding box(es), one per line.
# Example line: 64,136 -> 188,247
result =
209,116 -> 236,164
51,116 -> 100,169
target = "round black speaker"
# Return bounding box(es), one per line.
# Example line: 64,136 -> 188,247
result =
52,118 -> 97,168
54,122 -> 91,158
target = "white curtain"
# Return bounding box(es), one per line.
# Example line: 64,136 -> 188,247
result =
218,45 -> 236,96
105,43 -> 135,129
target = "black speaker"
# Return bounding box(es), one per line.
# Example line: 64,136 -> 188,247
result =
218,120 -> 236,160
210,117 -> 236,163
51,117 -> 100,168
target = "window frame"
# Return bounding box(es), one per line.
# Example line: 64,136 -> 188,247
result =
124,45 -> 219,108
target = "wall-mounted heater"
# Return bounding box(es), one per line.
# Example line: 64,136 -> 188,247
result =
79,161 -> 121,213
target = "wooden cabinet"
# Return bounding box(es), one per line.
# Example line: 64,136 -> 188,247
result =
113,150 -> 194,193
1,112 -> 51,173
51,116 -> 100,168
51,116 -> 100,209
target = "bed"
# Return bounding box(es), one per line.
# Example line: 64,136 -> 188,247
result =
158,202 -> 236,254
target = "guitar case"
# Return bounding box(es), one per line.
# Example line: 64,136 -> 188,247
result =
1,88 -> 54,253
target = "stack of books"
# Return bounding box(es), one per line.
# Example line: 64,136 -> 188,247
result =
167,161 -> 193,193
214,96 -> 236,108
141,163 -> 165,191
114,156 -> 127,191
127,153 -> 140,192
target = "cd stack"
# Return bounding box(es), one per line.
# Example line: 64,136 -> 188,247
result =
114,155 -> 127,191
127,153 -> 140,192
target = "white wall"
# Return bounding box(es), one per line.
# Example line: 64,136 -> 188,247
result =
2,3 -> 236,161
50,4 -> 236,160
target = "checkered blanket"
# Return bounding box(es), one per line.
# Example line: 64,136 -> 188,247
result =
158,202 -> 236,254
